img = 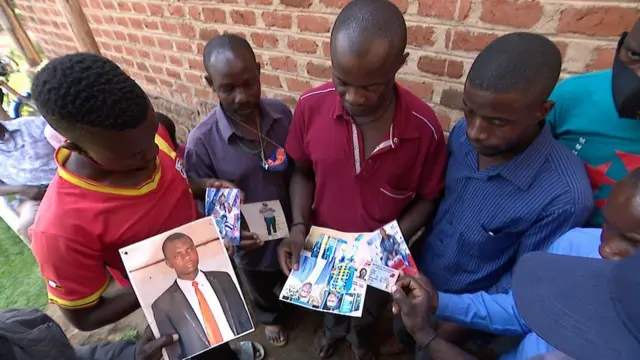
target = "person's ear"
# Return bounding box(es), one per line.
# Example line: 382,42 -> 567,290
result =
165,259 -> 173,269
396,52 -> 410,72
60,141 -> 85,155
539,100 -> 555,120
205,75 -> 214,90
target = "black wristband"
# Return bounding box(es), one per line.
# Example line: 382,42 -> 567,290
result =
415,331 -> 438,351
290,222 -> 307,232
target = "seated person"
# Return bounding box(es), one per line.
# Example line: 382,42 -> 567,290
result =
383,32 -> 593,354
0,116 -> 56,246
392,248 -> 640,360
155,111 -> 185,160
405,167 -> 640,360
547,18 -> 640,227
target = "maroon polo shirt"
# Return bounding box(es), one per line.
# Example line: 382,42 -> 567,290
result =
286,82 -> 447,233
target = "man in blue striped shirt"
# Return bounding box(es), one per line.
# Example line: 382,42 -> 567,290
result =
382,33 -> 594,355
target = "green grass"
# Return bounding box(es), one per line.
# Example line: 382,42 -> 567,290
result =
0,219 -> 47,309
117,329 -> 141,341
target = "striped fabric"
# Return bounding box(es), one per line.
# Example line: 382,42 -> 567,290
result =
418,120 -> 594,293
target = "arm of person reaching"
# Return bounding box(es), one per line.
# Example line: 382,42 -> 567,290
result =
0,184 -> 47,200
74,327 -> 178,360
278,98 -> 315,275
392,274 -> 476,360
398,119 -> 447,239
30,231 -> 140,331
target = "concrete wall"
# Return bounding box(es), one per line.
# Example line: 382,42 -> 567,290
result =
14,0 -> 639,140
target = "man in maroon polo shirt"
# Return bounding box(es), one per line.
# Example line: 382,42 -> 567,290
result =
277,1 -> 447,359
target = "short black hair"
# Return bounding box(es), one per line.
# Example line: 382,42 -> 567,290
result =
162,232 -> 194,257
155,111 -> 178,148
466,32 -> 562,105
330,0 -> 407,58
32,53 -> 149,135
203,34 -> 256,74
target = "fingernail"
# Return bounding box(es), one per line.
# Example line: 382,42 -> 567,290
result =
391,285 -> 397,292
172,334 -> 180,341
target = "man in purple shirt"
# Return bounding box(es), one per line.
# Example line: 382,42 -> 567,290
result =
185,34 -> 292,347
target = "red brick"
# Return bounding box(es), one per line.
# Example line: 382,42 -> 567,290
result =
458,0 -> 472,20
112,44 -> 124,54
102,43 -> 114,52
270,56 -> 298,73
417,55 -> 447,76
480,0 -> 543,29
446,60 -> 464,79
391,0 -> 409,13
169,55 -> 184,67
287,38 -> 318,54
195,88 -> 214,101
174,40 -> 192,53
126,33 -> 140,44
88,0 -> 101,9
117,2 -> 131,12
307,61 -> 331,79
89,14 -> 103,25
168,4 -> 185,17
166,68 -> 182,80
263,12 -> 292,29
199,27 -> 221,41
399,80 -> 434,101
179,24 -> 197,38
143,19 -> 159,31
101,0 -> 116,11
131,3 -> 147,14
203,7 -> 226,23
136,61 -> 149,73
158,78 -> 173,89
160,21 -> 179,35
137,50 -> 151,60
282,0 -> 312,8
251,33 -> 279,49
176,83 -> 193,95
113,30 -> 127,41
286,78 -> 313,93
587,47 -> 616,71
188,6 -> 201,20
418,0 -> 456,20
147,4 -> 164,17
121,57 -> 135,68
247,0 -> 273,4
149,64 -> 164,74
408,26 -> 435,47
157,38 -> 173,50
129,17 -> 143,30
320,0 -> 348,8
261,73 -> 283,88
187,58 -> 206,72
144,74 -> 158,85
440,88 -> 464,110
231,10 -> 257,26
141,35 -> 156,47
449,30 -> 498,52
152,52 -> 167,63
554,41 -> 568,60
115,16 -> 128,27
185,72 -> 203,85
101,29 -> 115,40
558,6 -> 638,37
298,15 -> 330,33
435,110 -> 452,131
322,41 -> 331,57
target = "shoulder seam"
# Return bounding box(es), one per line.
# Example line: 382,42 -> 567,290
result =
411,111 -> 438,140
299,87 -> 335,100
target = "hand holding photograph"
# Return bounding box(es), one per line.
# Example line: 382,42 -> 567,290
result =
241,200 -> 289,241
120,218 -> 254,360
205,188 -> 242,245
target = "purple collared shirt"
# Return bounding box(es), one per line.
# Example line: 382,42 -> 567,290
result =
185,98 -> 293,270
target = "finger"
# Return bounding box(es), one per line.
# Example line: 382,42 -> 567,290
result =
291,246 -> 300,271
392,302 -> 400,315
390,285 -> 412,315
396,275 -> 423,295
146,334 -> 179,357
278,248 -> 292,276
239,239 -> 261,248
240,230 -> 259,240
139,327 -> 155,343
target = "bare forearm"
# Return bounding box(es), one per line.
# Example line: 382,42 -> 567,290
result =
290,169 -> 315,226
0,185 -> 23,196
416,337 -> 476,360
398,197 -> 437,239
61,287 -> 140,331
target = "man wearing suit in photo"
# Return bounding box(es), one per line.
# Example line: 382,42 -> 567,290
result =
152,233 -> 253,360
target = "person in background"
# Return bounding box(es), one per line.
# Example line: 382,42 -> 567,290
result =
0,308 -> 177,360
397,166 -> 640,360
155,112 -> 185,160
0,116 -> 56,246
44,123 -> 66,149
185,34 -> 292,347
392,246 -> 640,360
547,18 -> 640,227
278,1 -> 447,358
29,53 -> 260,360
383,32 -> 593,355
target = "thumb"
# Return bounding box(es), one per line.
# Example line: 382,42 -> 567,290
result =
291,246 -> 300,271
391,285 -> 411,315
147,334 -> 179,352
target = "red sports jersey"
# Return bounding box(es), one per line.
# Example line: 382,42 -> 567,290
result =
30,125 -> 198,309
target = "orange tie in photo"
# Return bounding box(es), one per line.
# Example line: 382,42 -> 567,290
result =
192,281 -> 223,345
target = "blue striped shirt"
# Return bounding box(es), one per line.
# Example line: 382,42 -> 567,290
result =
418,120 -> 593,293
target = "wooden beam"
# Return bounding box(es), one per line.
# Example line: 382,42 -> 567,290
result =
0,0 -> 42,68
56,0 -> 100,55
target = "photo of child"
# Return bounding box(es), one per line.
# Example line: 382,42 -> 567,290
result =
205,188 -> 242,245
241,200 -> 289,241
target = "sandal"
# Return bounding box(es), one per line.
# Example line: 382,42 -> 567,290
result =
315,331 -> 339,359
232,340 -> 266,360
265,324 -> 288,347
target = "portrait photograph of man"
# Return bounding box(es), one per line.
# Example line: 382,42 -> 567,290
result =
120,218 -> 254,360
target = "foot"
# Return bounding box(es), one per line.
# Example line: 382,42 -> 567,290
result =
265,324 -> 288,347
351,344 -> 375,360
315,331 -> 339,359
378,337 -> 409,356
232,341 -> 265,360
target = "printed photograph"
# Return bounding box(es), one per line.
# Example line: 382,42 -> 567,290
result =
120,218 -> 254,360
363,220 -> 418,292
279,226 -> 368,317
241,200 -> 289,241
205,188 -> 242,245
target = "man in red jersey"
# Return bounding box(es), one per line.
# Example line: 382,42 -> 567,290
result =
29,53 -> 254,360
277,1 -> 447,359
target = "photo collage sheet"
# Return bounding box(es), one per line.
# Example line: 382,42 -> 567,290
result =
279,220 -> 418,317
205,188 -> 289,244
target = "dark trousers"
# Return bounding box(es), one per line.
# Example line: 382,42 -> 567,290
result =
264,217 -> 277,235
237,267 -> 286,325
191,343 -> 237,360
324,286 -> 390,347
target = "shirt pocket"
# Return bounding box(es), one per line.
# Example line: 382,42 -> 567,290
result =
361,185 -> 415,224
473,224 -> 521,258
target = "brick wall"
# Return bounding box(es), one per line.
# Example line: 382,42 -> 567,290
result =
13,0 -> 640,141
